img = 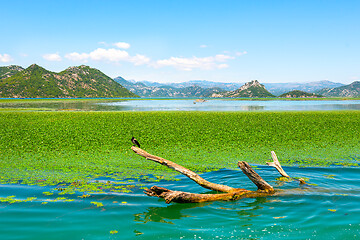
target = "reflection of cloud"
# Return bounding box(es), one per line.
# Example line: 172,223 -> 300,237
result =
0,53 -> 13,62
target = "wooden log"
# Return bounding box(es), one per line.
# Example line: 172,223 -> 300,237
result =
131,146 -> 245,193
144,186 -> 273,204
237,161 -> 275,193
144,186 -> 250,203
132,146 -> 280,203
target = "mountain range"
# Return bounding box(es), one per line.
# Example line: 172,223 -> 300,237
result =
115,77 -> 356,98
316,81 -> 360,97
0,65 -> 137,98
1,64 -> 359,98
136,79 -> 344,95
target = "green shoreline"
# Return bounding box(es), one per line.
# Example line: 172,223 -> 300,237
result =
0,110 -> 359,196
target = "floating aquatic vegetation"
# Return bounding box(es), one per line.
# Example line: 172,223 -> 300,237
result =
91,201 -> 104,207
0,111 -> 359,199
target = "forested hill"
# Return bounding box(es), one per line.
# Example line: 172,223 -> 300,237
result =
0,64 -> 138,98
0,65 -> 24,80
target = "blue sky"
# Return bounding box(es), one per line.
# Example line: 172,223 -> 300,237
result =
1,0 -> 359,83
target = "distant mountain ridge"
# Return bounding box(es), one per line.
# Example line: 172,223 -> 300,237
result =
263,80 -> 344,95
119,77 -> 345,97
0,64 -> 138,98
114,77 -> 224,97
316,81 -> 360,97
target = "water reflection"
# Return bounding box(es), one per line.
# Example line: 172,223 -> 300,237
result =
1,99 -> 360,111
134,202 -> 211,224
100,99 -> 360,111
134,197 -> 270,225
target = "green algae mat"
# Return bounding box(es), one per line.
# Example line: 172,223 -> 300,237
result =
0,111 -> 359,194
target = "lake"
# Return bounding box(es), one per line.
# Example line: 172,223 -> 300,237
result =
98,99 -> 360,111
1,99 -> 359,239
1,98 -> 360,111
1,166 -> 359,239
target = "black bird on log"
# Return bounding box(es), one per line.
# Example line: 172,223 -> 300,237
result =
131,137 -> 141,148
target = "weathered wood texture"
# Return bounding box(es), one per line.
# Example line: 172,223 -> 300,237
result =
238,161 -> 275,193
266,151 -> 290,178
131,146 -> 245,193
267,151 -> 306,184
132,146 -> 279,203
144,186 -> 274,203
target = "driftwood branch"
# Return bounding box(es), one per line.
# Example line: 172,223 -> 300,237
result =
266,151 -> 306,184
131,146 -> 245,193
266,151 -> 290,178
238,161 -> 274,193
144,186 -> 275,203
132,146 -> 278,203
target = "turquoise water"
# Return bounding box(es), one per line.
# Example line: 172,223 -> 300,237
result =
1,166 -> 359,239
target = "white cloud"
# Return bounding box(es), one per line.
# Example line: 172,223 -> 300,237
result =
218,64 -> 229,69
65,52 -> 90,62
236,51 -> 248,56
200,45 -> 208,48
113,42 -> 131,49
130,54 -> 151,65
0,53 -> 13,63
43,53 -> 62,61
154,54 -> 235,71
89,48 -> 129,61
65,48 -> 149,66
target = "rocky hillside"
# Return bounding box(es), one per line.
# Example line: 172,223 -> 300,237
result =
211,80 -> 275,98
0,64 -> 138,98
0,65 -> 24,80
278,90 -> 323,98
316,81 -> 360,97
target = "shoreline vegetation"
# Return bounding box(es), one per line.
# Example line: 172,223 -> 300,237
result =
0,110 -> 359,196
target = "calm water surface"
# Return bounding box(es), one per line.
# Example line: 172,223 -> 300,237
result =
1,99 -> 360,111
98,99 -> 360,111
1,166 -> 359,239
